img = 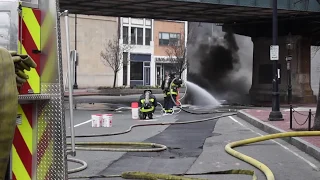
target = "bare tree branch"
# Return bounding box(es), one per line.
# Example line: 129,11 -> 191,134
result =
100,36 -> 133,87
164,28 -> 192,77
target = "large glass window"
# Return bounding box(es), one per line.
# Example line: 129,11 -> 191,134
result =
123,26 -> 128,44
159,32 -> 181,46
137,28 -> 143,45
130,61 -> 143,80
145,28 -> 151,45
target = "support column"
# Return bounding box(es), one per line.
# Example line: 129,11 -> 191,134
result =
291,36 -> 315,103
249,36 -> 316,104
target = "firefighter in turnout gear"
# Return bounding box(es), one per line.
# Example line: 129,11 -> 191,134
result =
161,72 -> 182,114
138,90 -> 158,119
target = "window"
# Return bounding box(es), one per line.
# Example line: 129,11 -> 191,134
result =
137,28 -> 143,45
145,28 -> 151,45
123,26 -> 128,44
159,32 -> 181,46
123,52 -> 128,65
144,62 -> 150,66
131,27 -> 136,44
123,52 -> 128,85
130,61 -> 143,80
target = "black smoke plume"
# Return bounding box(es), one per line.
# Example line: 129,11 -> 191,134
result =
186,23 -> 252,105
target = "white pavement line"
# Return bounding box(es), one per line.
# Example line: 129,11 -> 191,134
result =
228,116 -> 319,171
70,119 -> 93,128
139,119 -> 159,122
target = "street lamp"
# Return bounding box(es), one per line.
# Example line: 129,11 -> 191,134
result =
268,0 -> 284,121
286,33 -> 293,104
73,14 -> 78,89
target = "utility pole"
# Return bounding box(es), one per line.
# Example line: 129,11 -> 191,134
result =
268,0 -> 283,121
73,14 -> 78,89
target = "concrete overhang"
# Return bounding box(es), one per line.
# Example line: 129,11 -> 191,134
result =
59,0 -> 320,24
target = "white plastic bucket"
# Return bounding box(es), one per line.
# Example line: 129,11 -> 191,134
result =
102,114 -> 112,127
91,114 -> 102,127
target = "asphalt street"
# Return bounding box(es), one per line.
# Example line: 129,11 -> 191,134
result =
65,106 -> 320,180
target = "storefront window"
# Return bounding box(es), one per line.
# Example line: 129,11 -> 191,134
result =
130,61 -> 143,80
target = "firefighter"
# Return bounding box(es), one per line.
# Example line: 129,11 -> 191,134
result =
138,90 -> 158,119
161,72 -> 170,113
161,72 -> 182,114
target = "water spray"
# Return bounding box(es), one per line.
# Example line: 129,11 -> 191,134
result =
155,77 -> 237,116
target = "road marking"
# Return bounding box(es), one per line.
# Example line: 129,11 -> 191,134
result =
69,119 -> 92,128
228,116 -> 319,171
139,119 -> 158,122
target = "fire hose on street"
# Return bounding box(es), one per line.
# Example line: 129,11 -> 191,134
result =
65,78 -> 320,180
66,116 -> 320,180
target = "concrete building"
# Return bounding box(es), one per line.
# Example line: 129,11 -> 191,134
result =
153,20 -> 188,86
60,15 -> 188,88
60,14 -> 118,89
118,18 -> 188,87
119,17 -> 154,87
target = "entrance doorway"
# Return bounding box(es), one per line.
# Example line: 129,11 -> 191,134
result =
144,62 -> 151,86
156,65 -> 162,86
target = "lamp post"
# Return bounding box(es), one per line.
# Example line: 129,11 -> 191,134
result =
268,0 -> 283,121
286,33 -> 293,104
73,14 -> 78,89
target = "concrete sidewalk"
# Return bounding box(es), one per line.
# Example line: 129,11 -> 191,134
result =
237,107 -> 320,162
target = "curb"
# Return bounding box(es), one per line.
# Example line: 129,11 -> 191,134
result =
237,110 -> 320,162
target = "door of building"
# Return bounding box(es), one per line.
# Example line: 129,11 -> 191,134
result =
156,65 -> 162,86
144,62 -> 151,86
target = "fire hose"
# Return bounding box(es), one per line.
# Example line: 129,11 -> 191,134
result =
157,77 -> 236,116
67,115 -> 320,180
65,78 -> 320,180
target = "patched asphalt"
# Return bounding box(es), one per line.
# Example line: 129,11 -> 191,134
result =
94,112 -> 220,178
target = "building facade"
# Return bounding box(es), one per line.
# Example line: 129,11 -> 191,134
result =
60,15 -> 188,88
153,20 -> 188,86
119,17 -> 155,87
119,17 -> 188,87
60,14 -> 118,88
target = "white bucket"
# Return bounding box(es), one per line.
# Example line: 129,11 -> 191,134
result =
102,114 -> 112,127
131,102 -> 139,119
91,114 -> 102,127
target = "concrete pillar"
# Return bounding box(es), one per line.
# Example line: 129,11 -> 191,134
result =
249,36 -> 316,104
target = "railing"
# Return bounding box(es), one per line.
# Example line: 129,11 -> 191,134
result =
289,105 -> 315,131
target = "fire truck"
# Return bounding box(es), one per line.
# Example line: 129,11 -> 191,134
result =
1,0 -> 75,179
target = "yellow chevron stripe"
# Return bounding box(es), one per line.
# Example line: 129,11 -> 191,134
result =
37,120 -> 47,143
12,146 -> 31,180
17,105 -> 33,154
22,7 -> 40,50
37,140 -> 54,180
18,41 -> 40,93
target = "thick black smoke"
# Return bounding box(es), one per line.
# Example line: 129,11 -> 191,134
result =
186,23 -> 252,105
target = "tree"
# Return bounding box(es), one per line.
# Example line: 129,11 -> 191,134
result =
100,36 -> 132,88
165,35 -> 188,78
164,27 -> 196,78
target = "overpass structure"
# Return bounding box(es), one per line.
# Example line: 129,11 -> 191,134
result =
60,0 -> 320,104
